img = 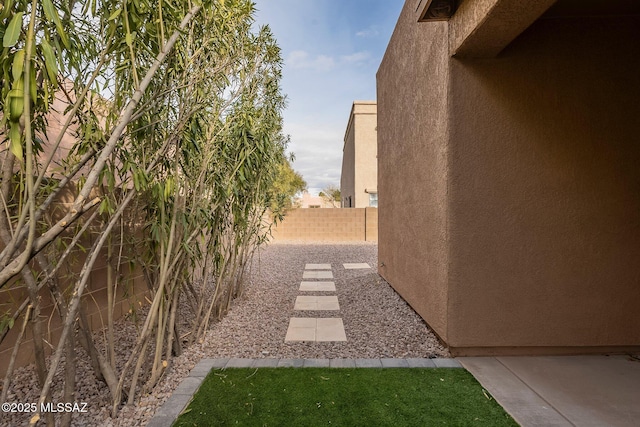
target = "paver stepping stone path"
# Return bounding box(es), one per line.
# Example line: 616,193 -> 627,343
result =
305,263 -> 332,270
285,263 -> 347,342
299,281 -> 336,292
294,295 -> 340,310
302,270 -> 334,279
343,263 -> 371,269
285,318 -> 347,342
285,261 -> 378,342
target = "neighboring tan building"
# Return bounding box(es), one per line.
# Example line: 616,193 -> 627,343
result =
377,0 -> 640,356
340,101 -> 378,208
296,190 -> 340,208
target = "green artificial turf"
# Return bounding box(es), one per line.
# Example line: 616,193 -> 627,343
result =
173,368 -> 518,426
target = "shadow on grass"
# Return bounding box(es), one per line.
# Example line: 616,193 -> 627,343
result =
174,368 -> 518,426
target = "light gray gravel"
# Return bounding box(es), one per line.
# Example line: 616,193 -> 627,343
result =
1,243 -> 449,426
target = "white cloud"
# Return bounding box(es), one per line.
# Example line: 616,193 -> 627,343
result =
356,25 -> 380,38
287,50 -> 335,72
285,122 -> 344,189
341,51 -> 371,64
286,50 -> 370,74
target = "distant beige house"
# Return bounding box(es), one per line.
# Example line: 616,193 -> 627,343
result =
296,190 -> 339,208
340,101 -> 377,208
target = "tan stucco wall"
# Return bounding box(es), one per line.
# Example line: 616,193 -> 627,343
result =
341,101 -> 377,208
353,102 -> 378,208
377,1 -> 451,342
341,113 -> 356,207
447,15 -> 640,352
378,1 -> 640,354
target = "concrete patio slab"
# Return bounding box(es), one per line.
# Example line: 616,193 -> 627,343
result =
460,357 -> 570,427
498,355 -> 640,427
303,270 -> 334,279
294,295 -> 340,311
343,263 -> 370,269
459,355 -> 640,427
299,281 -> 336,292
305,263 -> 332,270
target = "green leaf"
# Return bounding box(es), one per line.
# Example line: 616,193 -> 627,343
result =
40,38 -> 58,82
42,0 -> 70,49
8,87 -> 23,121
41,0 -> 56,21
11,49 -> 24,82
125,31 -> 136,47
3,12 -> 23,48
0,0 -> 15,21
9,122 -> 22,161
55,20 -> 70,49
108,8 -> 122,20
30,63 -> 37,100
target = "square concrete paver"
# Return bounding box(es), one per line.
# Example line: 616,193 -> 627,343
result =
285,318 -> 316,342
285,318 -> 346,342
299,281 -> 336,292
294,295 -> 340,311
316,318 -> 347,341
343,263 -> 370,269
305,263 -> 332,270
303,270 -> 334,279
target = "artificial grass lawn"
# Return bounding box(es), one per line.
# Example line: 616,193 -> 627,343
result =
173,368 -> 518,426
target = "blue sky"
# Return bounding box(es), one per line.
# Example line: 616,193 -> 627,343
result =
253,1 -> 404,193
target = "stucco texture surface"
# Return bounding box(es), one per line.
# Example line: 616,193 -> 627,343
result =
447,16 -> 640,350
377,2 -> 451,342
378,0 -> 640,354
353,106 -> 377,208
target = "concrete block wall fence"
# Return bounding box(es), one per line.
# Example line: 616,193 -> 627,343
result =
0,233 -> 148,377
270,208 -> 377,242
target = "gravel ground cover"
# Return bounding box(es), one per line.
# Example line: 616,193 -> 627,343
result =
1,243 -> 449,426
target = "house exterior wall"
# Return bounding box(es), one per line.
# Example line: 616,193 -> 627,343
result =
378,0 -> 640,355
341,101 -> 378,208
341,115 -> 356,208
447,15 -> 640,353
377,3 -> 451,341
296,191 -> 340,208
